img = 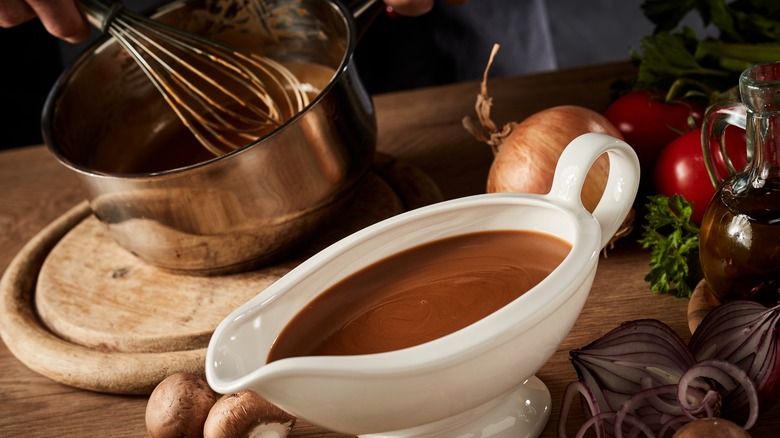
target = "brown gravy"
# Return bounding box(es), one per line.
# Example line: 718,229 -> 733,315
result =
267,230 -> 571,362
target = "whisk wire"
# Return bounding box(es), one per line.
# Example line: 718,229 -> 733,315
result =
111,26 -> 232,155
117,10 -> 283,124
247,53 -> 312,112
79,0 -> 310,156
107,15 -> 249,155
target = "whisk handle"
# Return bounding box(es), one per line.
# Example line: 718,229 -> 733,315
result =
79,0 -> 124,33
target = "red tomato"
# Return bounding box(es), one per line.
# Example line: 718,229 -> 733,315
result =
604,90 -> 704,172
654,126 -> 748,224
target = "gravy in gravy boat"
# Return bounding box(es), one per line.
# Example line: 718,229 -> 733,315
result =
268,230 -> 571,360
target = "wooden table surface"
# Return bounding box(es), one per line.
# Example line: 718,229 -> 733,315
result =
1,61 -> 777,437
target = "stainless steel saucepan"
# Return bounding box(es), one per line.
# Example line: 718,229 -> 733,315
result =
43,0 -> 380,275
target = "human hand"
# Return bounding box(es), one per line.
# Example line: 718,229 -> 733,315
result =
0,0 -> 90,42
0,0 -> 469,43
384,0 -> 468,17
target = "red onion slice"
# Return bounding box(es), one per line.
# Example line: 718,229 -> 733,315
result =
677,360 -> 759,429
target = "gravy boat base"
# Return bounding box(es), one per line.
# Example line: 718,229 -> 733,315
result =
359,377 -> 551,438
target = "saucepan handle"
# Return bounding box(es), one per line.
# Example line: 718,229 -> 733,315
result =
344,0 -> 385,39
548,132 -> 641,250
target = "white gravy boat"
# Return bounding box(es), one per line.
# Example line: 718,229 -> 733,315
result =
206,132 -> 640,437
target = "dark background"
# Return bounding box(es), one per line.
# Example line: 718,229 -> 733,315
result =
1,0 -> 699,150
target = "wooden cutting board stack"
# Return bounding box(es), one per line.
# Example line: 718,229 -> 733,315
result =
0,155 -> 442,394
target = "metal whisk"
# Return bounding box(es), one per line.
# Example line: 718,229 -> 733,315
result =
79,0 -> 309,156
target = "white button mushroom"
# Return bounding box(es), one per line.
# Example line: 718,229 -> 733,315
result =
204,390 -> 296,438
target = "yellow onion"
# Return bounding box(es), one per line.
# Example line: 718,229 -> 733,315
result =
463,45 -> 623,213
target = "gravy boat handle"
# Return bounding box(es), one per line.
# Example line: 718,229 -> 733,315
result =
548,132 -> 640,250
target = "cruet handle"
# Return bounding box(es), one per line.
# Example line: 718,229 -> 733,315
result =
701,101 -> 750,188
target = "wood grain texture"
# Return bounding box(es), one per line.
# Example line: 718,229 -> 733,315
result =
34,174 -> 401,355
1,62 -> 778,437
1,163 -> 439,395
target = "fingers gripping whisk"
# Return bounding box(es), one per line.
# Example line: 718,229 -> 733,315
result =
79,0 -> 309,156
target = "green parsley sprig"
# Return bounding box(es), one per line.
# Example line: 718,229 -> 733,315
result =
638,194 -> 702,298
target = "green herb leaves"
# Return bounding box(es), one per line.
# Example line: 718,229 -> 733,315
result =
635,0 -> 780,102
641,0 -> 701,34
638,194 -> 702,297
642,0 -> 780,43
636,29 -> 728,93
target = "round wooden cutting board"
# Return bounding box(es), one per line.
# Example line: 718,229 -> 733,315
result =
0,155 -> 442,395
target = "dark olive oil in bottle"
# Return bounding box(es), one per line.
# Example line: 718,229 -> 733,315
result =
699,176 -> 780,306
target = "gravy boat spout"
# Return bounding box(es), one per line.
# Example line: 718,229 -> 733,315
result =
206,133 -> 640,437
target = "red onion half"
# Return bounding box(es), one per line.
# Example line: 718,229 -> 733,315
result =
558,310 -> 771,437
569,320 -> 696,413
689,300 -> 780,418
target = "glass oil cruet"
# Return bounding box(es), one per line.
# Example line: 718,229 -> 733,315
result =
700,61 -> 780,306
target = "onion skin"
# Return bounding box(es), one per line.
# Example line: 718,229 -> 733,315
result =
673,418 -> 752,438
485,105 -> 622,212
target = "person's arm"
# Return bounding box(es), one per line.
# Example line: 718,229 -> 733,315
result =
0,0 -> 457,43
